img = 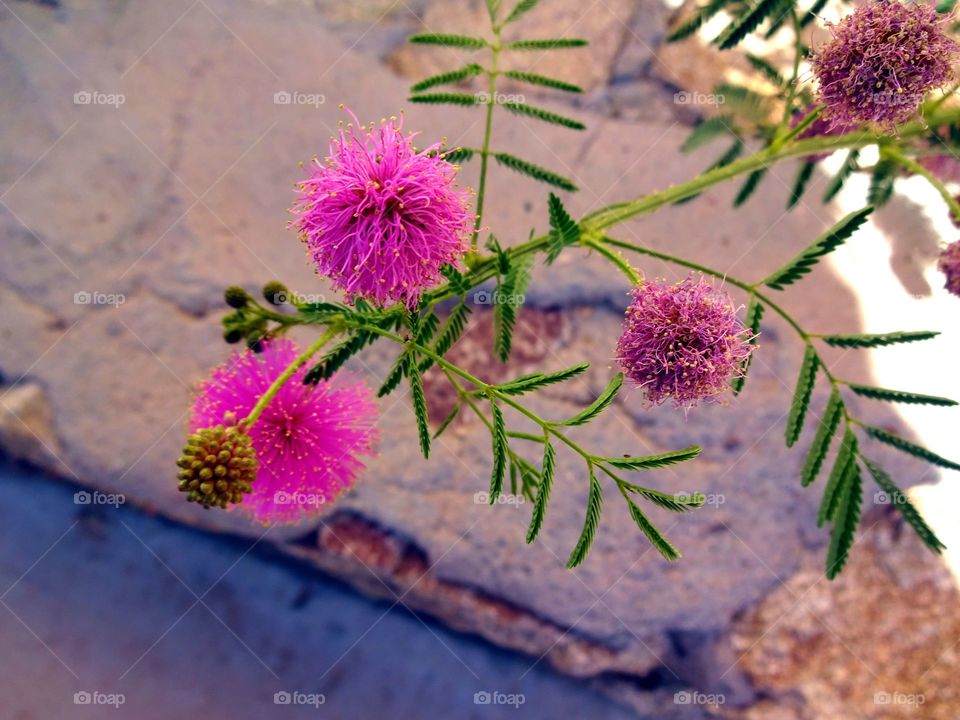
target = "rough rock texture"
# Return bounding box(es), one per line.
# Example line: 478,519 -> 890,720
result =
2,0 -> 958,718
728,517 -> 960,720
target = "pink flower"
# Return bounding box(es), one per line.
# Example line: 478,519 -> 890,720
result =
189,338 -> 379,524
615,276 -> 755,409
811,1 -> 959,130
938,240 -> 960,297
292,110 -> 473,309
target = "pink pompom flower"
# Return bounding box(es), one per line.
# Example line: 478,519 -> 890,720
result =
189,338 -> 379,524
615,275 -> 756,409
291,109 -> 473,309
811,1 -> 959,130
938,240 -> 960,297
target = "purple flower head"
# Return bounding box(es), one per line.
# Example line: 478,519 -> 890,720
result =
811,1 -> 959,130
938,239 -> 960,296
292,109 -> 473,309
615,276 -> 756,409
190,338 -> 379,524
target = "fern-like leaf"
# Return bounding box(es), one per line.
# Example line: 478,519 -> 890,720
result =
667,0 -> 729,42
820,330 -> 938,348
304,331 -> 373,384
504,0 -> 539,24
868,158 -> 896,207
490,402 -> 508,503
605,446 -> 702,471
714,0 -> 792,49
558,373 -> 623,426
566,466 -> 603,568
494,256 -> 533,362
862,457 -> 945,552
788,160 -> 816,210
825,455 -> 862,579
501,101 -> 585,129
785,346 -> 818,447
732,296 -> 763,395
847,383 -> 957,407
409,363 -> 430,459
763,207 -> 873,290
408,92 -> 479,106
801,390 -> 843,486
681,116 -> 735,153
378,353 -> 408,398
863,425 -> 960,470
819,429 -> 857,526
410,64 -> 484,93
494,152 -> 577,191
626,500 -> 681,561
526,441 -> 555,543
443,147 -> 476,164
733,167 -> 768,207
433,401 -> 461,440
497,363 -> 590,395
745,53 -> 785,86
506,39 -> 588,50
546,192 -> 580,263
630,487 -> 705,513
822,149 -> 860,203
409,33 -> 487,49
502,70 -> 582,93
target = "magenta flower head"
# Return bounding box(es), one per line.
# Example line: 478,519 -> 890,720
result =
811,1 -> 959,130
291,109 -> 473,309
615,275 -> 756,409
938,240 -> 960,296
188,338 -> 379,524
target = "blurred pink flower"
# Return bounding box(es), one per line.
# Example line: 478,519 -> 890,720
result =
190,338 -> 378,523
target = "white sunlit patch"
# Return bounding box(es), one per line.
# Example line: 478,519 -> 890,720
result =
825,154 -> 960,583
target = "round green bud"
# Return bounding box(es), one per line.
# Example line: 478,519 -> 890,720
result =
262,281 -> 289,306
224,286 -> 250,309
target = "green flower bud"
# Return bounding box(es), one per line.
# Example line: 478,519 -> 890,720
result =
224,286 -> 250,309
176,413 -> 257,510
262,280 -> 289,306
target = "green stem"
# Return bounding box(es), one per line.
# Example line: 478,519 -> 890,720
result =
243,327 -> 339,426
888,150 -> 960,222
583,236 -> 641,284
472,26 -> 502,248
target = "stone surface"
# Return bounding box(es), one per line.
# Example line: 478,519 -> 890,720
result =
2,1 -> 958,718
728,518 -> 960,720
0,458 -> 644,720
